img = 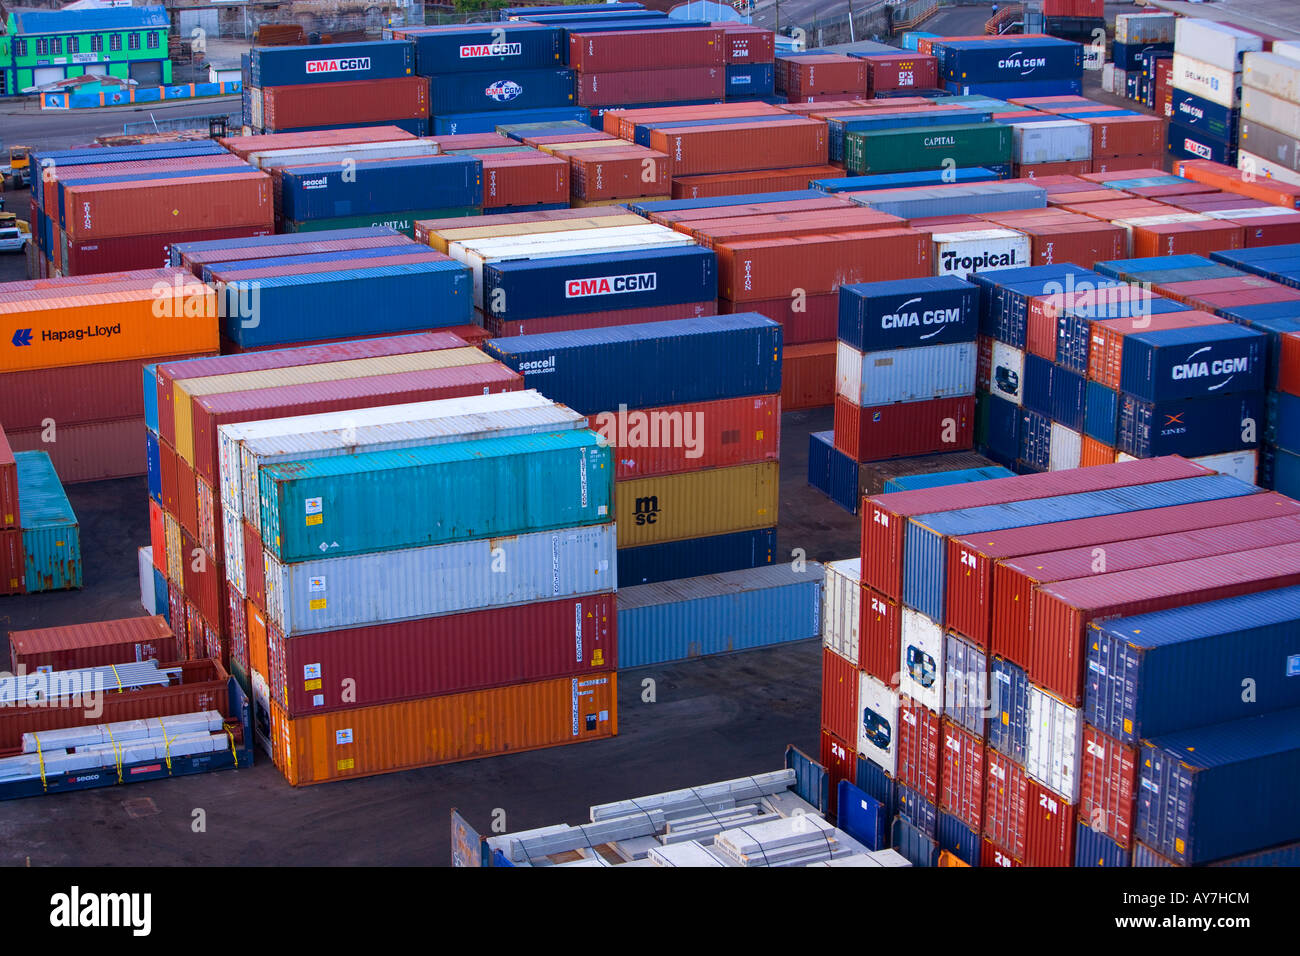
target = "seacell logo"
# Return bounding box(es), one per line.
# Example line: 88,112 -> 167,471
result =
460,42 -> 522,58
565,273 -> 657,298
485,79 -> 523,102
305,57 -> 371,74
301,177 -> 329,189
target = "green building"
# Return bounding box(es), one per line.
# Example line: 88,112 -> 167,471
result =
1,6 -> 172,96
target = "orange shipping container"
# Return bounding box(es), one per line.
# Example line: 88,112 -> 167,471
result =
62,172 -> 274,241
782,341 -> 836,410
270,673 -> 618,785
1080,435 -> 1116,467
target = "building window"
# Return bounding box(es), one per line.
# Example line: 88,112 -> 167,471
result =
68,36 -> 79,54
50,38 -> 62,54
14,39 -> 26,56
147,31 -> 160,50
128,33 -> 140,51
109,34 -> 122,52
35,38 -> 47,55
91,35 -> 104,53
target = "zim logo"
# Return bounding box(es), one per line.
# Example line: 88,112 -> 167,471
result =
486,80 -> 523,102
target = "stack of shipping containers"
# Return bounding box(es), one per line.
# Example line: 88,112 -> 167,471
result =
717,22 -> 776,100
1106,12 -> 1175,114
569,26 -> 725,111
1240,44 -> 1300,187
1167,19 -> 1262,166
1,445 -> 81,595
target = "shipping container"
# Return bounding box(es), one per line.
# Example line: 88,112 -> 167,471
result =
983,747 -> 1028,862
648,119 -> 827,175
940,719 -> 985,832
838,275 -> 978,352
821,559 -> 860,666
858,671 -> 900,775
897,696 -> 942,805
9,616 -> 176,673
1026,683 -> 1082,804
897,782 -> 938,836
249,41 -> 416,88
1079,723 -> 1137,848
834,395 -> 974,463
613,461 -> 777,548
616,526 -> 775,587
822,645 -> 860,747
835,342 -> 975,408
899,608 -> 945,715
398,23 -> 564,74
14,451 -> 81,593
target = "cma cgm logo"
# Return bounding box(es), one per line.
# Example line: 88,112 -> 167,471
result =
305,57 -> 371,74
486,80 -> 523,102
565,273 -> 657,298
998,53 -> 1047,75
1182,137 -> 1214,160
461,42 -> 522,58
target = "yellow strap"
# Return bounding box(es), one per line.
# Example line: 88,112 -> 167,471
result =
33,734 -> 47,793
225,727 -> 238,769
109,664 -> 124,693
105,725 -> 123,784
161,726 -> 173,774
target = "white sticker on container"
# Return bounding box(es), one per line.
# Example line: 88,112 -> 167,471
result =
336,729 -> 353,745
599,710 -> 609,722
313,694 -> 325,706
598,505 -> 607,516
304,663 -> 321,680
306,497 -> 323,516
1288,654 -> 1300,677
309,576 -> 326,592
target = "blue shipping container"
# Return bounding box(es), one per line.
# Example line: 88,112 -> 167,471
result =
614,563 -> 822,668
1085,379 -> 1120,446
142,363 -> 160,434
1165,121 -> 1236,165
808,431 -> 861,514
1137,706 -> 1300,865
936,811 -> 981,865
812,167 -> 1000,193
981,392 -> 1022,463
944,631 -> 989,735
1075,822 -> 1132,867
1051,365 -> 1087,433
484,312 -> 779,414
897,784 -> 938,836
403,24 -> 563,75
1274,391 -> 1300,450
1170,88 -> 1239,142
429,69 -> 576,114
1019,408 -> 1052,472
15,451 -> 82,593
145,431 -> 161,506
856,755 -> 899,819
616,527 -> 776,586
1112,41 -> 1173,72
989,656 -> 1030,763
1022,353 -> 1053,418
277,156 -> 483,222
249,41 -> 415,87
724,63 -> 774,97
883,465 -> 1013,494
837,275 -> 978,352
1117,391 -> 1263,459
152,566 -> 170,623
836,780 -> 890,851
892,816 -> 938,866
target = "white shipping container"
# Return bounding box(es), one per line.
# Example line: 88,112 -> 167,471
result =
1190,450 -> 1258,484
1113,68 -> 1129,99
1101,62 -> 1115,94
1083,46 -> 1103,73
834,340 -> 976,407
1241,86 -> 1300,139
1242,52 -> 1300,105
858,671 -> 899,775
264,523 -> 618,636
1172,53 -> 1242,109
821,558 -> 861,666
932,228 -> 1030,279
898,607 -> 944,715
1013,120 -> 1093,164
1175,18 -> 1262,73
223,506 -> 245,596
250,140 -> 440,170
1116,12 -> 1175,46
1274,41 -> 1300,67
989,340 -> 1025,406
1026,684 -> 1082,804
1049,423 -> 1082,471
138,546 -> 154,615
1238,148 -> 1300,187
250,87 -> 264,130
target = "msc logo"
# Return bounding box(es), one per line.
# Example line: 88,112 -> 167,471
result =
565,273 -> 657,298
486,80 -> 523,102
460,42 -> 522,58
633,495 -> 660,526
305,57 -> 371,74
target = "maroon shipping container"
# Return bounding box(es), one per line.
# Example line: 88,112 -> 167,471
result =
268,594 -> 616,717
1029,541 -> 1300,705
243,518 -> 267,613
713,23 -> 776,64
859,456 -> 1212,604
781,55 -> 867,97
263,76 -> 429,130
717,228 -> 930,301
821,645 -> 859,747
0,423 -> 17,529
578,66 -> 725,107
189,364 -> 523,485
64,227 -> 275,277
983,747 -> 1029,862
570,148 -> 670,201
670,166 -> 845,200
1084,115 -> 1166,159
480,153 -> 569,208
197,476 -> 220,562
949,492 -> 1298,651
220,126 -> 416,161
154,331 -> 467,446
860,584 -> 902,687
176,456 -> 198,538
897,695 -> 942,805
1281,332 -> 1300,397
940,719 -> 985,832
180,526 -> 223,628
569,28 -> 724,71
860,54 -> 939,94
1024,781 -> 1075,867
10,616 -> 177,672
484,301 -> 713,338
608,102 -> 779,139
688,208 -> 905,248
430,133 -> 516,150
228,579 -> 249,679
718,294 -> 837,345
524,131 -> 617,147
833,395 -> 974,464
1079,723 -> 1137,849
0,529 -> 22,596
652,196 -> 853,227
821,729 -> 856,818
0,659 -> 230,751
168,579 -> 186,653
63,172 -> 274,242
648,118 -> 826,176
158,438 -> 178,515
983,838 -> 1023,867
185,601 -> 206,662
5,418 -> 146,484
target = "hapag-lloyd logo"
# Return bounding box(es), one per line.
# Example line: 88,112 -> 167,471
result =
305,57 -> 371,74
460,42 -> 522,58
565,273 -> 656,298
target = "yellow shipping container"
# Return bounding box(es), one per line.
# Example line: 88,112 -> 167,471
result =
164,510 -> 183,586
419,213 -> 644,253
0,274 -> 218,373
271,673 -> 618,786
171,346 -> 493,464
614,461 -> 779,548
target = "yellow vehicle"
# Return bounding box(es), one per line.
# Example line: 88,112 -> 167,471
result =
2,145 -> 31,189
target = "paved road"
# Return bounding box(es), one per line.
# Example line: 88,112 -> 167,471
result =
0,97 -> 240,149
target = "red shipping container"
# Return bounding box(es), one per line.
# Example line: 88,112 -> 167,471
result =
176,456 -> 198,538
1132,219 -> 1246,258
431,133 -> 516,150
62,173 -> 273,242
1023,220 -> 1126,268
484,301 -> 714,338
1087,310 -> 1226,390
527,131 -> 617,147
10,616 -> 177,672
860,456 -> 1212,603
1157,275 -> 1298,304
833,395 -> 974,464
63,227 -> 275,277
897,696 -> 942,805
243,518 -> 268,613
1173,158 -> 1300,210
184,601 -> 204,661
859,584 -> 902,687
263,76 -> 429,130
167,580 -> 185,651
671,165 -> 844,200
42,155 -> 247,215
5,417 -> 147,484
570,148 -> 670,201
653,196 -> 852,227
941,719 -> 986,832
983,748 -> 1029,862
861,54 -> 939,94
270,594 -> 616,718
1024,781 -> 1075,866
648,118 -> 826,176
782,55 -> 866,97
578,66 -> 724,107
946,491 -> 1299,651
1123,181 -> 1219,200
588,393 -> 780,480
228,578 -> 249,679
821,646 -> 859,747
0,529 -> 22,596
197,476 -> 221,562
718,228 -> 931,302
149,498 -> 166,573
1089,154 -> 1164,175
480,153 -> 569,208
158,438 -> 178,515
220,126 -> 417,160
1281,332 -> 1300,396
180,526 -> 222,627
689,208 -> 904,248
0,423 -> 16,529
1013,161 -> 1093,179
1084,115 -> 1165,159
718,293 -> 837,345
609,102 -> 779,139
782,342 -> 835,410
1030,542 -> 1300,705
1079,723 -> 1138,848
982,838 -> 1023,867
569,28 -> 724,71
714,23 -> 775,64
821,729 -> 856,818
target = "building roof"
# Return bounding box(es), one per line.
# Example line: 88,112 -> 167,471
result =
9,5 -> 170,37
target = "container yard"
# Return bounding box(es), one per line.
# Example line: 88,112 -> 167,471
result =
0,0 -> 1293,916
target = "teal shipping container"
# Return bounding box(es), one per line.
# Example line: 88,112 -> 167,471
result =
615,563 -> 824,668
258,429 -> 613,562
882,465 -> 1014,494
15,451 -> 82,593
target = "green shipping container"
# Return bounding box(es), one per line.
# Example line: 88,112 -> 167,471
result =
844,123 -> 1012,175
15,451 -> 81,593
259,429 -> 614,563
282,208 -> 481,238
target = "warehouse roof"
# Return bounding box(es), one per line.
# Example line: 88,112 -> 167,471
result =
7,5 -> 170,37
